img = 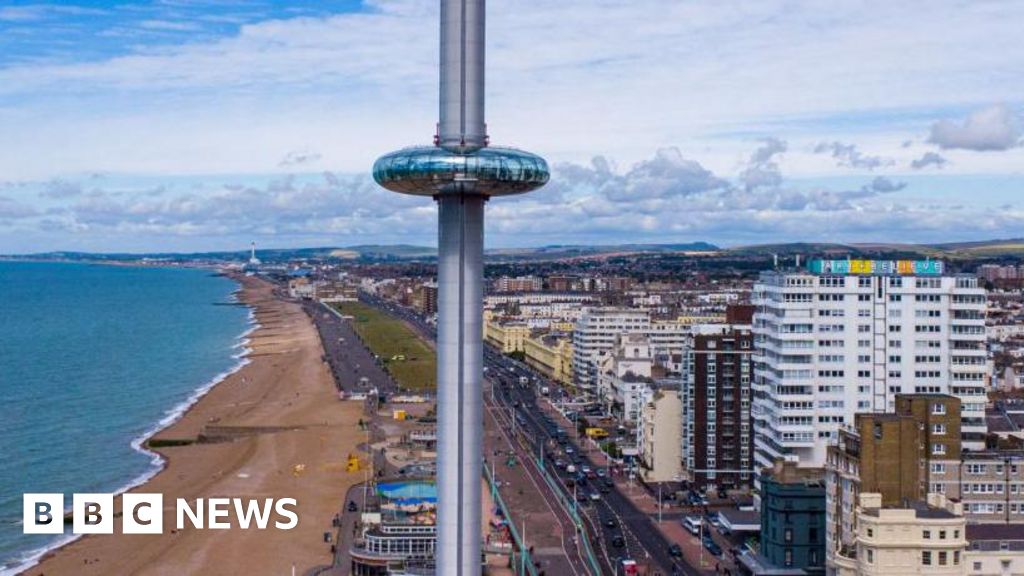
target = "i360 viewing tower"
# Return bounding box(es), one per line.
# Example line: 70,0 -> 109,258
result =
372,1 -> 549,574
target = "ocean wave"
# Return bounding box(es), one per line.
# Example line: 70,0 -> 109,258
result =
1,281 -> 260,576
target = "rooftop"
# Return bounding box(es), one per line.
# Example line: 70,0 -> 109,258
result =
860,499 -> 959,520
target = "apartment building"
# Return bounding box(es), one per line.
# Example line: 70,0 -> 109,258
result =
597,333 -> 656,423
750,461 -> 828,575
682,308 -> 755,491
964,525 -> 1024,575
930,450 -> 1024,523
638,387 -> 684,483
410,282 -> 437,314
825,394 -> 962,572
492,275 -> 543,293
833,492 -> 967,576
572,307 -> 689,393
753,259 -> 987,473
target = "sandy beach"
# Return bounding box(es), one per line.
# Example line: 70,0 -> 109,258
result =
26,274 -> 364,576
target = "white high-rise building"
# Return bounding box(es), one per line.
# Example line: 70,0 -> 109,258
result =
752,259 -> 987,472
572,308 -> 689,393
573,308 -> 650,391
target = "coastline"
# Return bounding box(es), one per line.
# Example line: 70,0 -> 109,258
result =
20,274 -> 365,576
2,282 -> 257,576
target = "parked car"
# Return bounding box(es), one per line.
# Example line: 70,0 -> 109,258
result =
589,492 -> 601,501
347,501 -> 358,512
668,544 -> 683,558
703,538 -> 722,557
611,535 -> 625,548
605,518 -> 617,528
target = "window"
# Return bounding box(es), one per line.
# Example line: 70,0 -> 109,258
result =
866,527 -> 874,538
932,424 -> 947,435
923,530 -> 931,539
932,443 -> 946,455
932,403 -> 946,415
939,551 -> 948,566
922,551 -> 932,566
931,463 -> 946,473
866,549 -> 874,564
784,528 -> 793,542
939,530 -> 946,540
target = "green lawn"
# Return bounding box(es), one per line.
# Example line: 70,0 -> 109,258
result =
334,301 -> 436,392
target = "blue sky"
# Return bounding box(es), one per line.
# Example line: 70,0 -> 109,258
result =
1,0 -> 1023,253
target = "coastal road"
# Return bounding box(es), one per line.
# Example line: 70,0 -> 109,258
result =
301,299 -> 398,397
486,353 -> 699,576
362,295 -> 703,576
484,381 -> 594,576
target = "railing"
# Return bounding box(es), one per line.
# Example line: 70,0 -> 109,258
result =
484,464 -> 540,576
529,456 -> 604,576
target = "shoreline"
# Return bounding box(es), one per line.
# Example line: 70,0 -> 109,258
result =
2,271 -> 256,576
20,273 -> 365,576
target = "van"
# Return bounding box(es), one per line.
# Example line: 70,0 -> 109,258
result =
683,515 -> 703,536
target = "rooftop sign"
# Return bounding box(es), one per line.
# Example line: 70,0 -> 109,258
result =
808,259 -> 944,276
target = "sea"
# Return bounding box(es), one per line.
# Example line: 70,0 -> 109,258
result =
0,261 -> 254,575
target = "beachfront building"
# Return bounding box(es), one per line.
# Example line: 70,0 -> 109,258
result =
825,394 -> 963,573
573,307 -> 688,394
596,333 -> 657,423
832,492 -> 967,576
574,308 -> 650,392
349,480 -> 439,575
637,386 -> 684,483
752,259 -> 988,474
523,333 -> 574,386
753,461 -> 828,575
681,306 -> 755,491
483,312 -> 531,354
350,523 -> 437,575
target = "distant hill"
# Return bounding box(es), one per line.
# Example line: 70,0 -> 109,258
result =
727,238 -> 1024,260
10,238 -> 1023,265
4,242 -> 719,264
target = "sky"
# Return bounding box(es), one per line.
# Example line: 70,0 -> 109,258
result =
0,0 -> 1023,254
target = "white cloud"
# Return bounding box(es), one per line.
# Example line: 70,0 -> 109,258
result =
1,1 -> 1023,180
927,104 -> 1022,151
739,138 -> 786,191
813,141 -> 893,170
910,151 -> 948,170
279,149 -> 322,167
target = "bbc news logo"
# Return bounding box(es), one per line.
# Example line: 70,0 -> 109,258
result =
23,494 -> 298,534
